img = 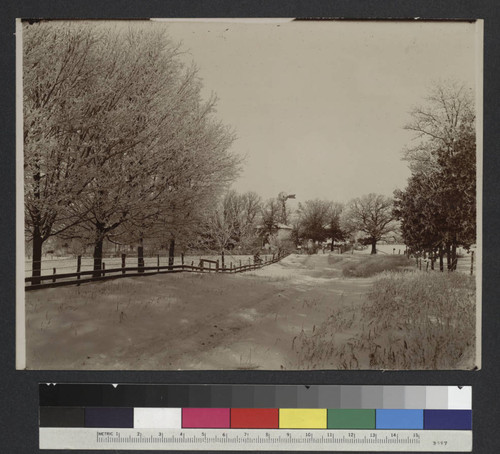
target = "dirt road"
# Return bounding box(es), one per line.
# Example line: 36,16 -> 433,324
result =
25,253 -> 373,370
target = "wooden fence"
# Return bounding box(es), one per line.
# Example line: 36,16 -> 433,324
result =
413,250 -> 475,275
25,252 -> 290,291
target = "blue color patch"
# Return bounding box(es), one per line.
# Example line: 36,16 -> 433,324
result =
424,410 -> 472,430
376,409 -> 423,429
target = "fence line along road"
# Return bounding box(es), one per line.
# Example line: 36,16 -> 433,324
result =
25,252 -> 290,291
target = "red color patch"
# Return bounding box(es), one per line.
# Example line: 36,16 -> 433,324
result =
231,408 -> 279,428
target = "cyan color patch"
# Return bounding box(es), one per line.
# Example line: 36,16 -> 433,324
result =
376,409 -> 423,429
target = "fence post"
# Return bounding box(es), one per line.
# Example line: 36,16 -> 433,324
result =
121,254 -> 126,275
470,251 -> 474,275
181,253 -> 184,266
138,245 -> 144,273
77,255 -> 82,285
216,260 -> 219,272
52,268 -> 56,283
102,262 -> 105,277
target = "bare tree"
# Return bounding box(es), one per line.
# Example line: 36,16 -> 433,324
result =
203,190 -> 262,266
325,202 -> 345,251
342,193 -> 397,254
204,196 -> 240,268
403,81 -> 475,175
240,192 -> 263,228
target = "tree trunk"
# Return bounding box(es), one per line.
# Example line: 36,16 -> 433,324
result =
451,243 -> 457,271
439,245 -> 444,272
93,235 -> 104,277
138,237 -> 144,273
31,168 -> 43,285
371,239 -> 377,255
168,239 -> 175,270
330,241 -> 334,252
221,249 -> 225,268
31,225 -> 43,286
446,243 -> 452,271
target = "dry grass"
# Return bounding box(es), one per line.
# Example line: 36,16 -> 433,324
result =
342,255 -> 411,277
293,271 -> 476,370
363,271 -> 476,369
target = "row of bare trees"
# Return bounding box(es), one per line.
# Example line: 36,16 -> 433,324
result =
201,191 -> 398,259
290,195 -> 397,254
24,22 -> 240,282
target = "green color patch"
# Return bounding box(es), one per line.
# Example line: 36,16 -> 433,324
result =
327,409 -> 376,429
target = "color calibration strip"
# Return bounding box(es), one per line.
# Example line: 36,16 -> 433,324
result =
39,385 -> 472,451
40,407 -> 472,430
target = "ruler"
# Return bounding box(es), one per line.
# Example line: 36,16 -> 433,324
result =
40,428 -> 472,451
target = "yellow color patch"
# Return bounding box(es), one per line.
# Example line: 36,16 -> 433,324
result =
279,409 -> 327,429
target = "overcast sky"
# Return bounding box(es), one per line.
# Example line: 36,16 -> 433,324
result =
158,19 -> 479,206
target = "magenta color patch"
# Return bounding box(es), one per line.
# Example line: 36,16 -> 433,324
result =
182,408 -> 230,428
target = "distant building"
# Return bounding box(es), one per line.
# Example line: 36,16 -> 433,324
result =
275,223 -> 293,241
257,223 -> 293,249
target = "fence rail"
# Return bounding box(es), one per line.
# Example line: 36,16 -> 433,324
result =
25,252 -> 290,291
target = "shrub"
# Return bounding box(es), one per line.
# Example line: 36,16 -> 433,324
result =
327,255 -> 345,265
342,255 -> 411,277
306,244 -> 320,255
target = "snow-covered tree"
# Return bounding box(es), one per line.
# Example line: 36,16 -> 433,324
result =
24,22 -> 104,283
202,190 -> 262,266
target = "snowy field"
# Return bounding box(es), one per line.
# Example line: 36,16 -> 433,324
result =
24,252 -> 476,370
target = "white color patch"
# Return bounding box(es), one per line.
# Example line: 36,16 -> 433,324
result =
448,386 -> 472,409
134,408 -> 182,428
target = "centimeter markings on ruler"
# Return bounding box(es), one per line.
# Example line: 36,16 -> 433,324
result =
98,431 -> 421,444
40,428 -> 472,451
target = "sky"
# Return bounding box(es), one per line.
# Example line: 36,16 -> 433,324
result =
156,19 -> 479,207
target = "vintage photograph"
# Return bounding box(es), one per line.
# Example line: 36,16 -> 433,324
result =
18,19 -> 482,370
